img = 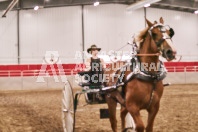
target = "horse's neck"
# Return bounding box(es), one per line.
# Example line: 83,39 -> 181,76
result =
139,33 -> 159,73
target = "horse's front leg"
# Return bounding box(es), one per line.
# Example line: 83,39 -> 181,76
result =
106,95 -> 118,132
146,102 -> 160,132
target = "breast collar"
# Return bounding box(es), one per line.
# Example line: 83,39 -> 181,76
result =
112,58 -> 167,86
132,59 -> 167,81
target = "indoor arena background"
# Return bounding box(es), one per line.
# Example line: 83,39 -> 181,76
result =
0,1 -> 198,132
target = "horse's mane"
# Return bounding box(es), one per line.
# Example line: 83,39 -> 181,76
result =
134,27 -> 149,48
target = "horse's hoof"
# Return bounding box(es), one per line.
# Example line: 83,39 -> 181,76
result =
122,127 -> 136,132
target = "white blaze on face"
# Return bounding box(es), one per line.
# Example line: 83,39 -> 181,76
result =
162,32 -> 176,54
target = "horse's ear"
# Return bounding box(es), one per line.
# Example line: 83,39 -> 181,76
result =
145,18 -> 153,27
160,17 -> 164,24
154,21 -> 157,24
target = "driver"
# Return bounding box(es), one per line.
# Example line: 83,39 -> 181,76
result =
85,44 -> 106,86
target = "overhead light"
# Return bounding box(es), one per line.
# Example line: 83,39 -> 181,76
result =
194,10 -> 198,14
175,15 -> 181,20
144,3 -> 150,8
127,0 -> 161,11
94,1 -> 100,6
34,6 -> 39,11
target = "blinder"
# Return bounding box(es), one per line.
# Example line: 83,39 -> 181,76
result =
169,28 -> 174,38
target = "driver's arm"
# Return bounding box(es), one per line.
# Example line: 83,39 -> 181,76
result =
85,58 -> 91,71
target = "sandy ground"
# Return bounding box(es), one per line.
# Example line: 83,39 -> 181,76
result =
0,84 -> 198,132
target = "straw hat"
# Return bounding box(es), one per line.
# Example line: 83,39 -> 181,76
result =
87,44 -> 101,53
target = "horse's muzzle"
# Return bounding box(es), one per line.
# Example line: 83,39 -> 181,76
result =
163,49 -> 177,61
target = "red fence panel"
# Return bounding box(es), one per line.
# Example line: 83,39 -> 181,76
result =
0,62 -> 198,77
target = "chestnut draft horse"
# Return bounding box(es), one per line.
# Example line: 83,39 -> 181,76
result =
104,17 -> 177,132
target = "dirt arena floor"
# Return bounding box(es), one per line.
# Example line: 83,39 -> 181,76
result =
0,84 -> 198,132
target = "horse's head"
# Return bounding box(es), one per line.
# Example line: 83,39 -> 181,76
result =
146,17 -> 177,61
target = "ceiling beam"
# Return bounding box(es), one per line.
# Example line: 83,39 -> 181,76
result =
153,0 -> 198,9
2,0 -> 18,17
126,0 -> 161,11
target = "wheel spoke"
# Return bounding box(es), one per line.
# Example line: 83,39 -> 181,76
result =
62,81 -> 75,132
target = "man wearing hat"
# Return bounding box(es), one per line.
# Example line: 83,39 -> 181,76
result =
85,44 -> 106,85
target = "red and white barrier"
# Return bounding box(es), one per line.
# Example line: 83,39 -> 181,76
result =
0,62 -> 198,90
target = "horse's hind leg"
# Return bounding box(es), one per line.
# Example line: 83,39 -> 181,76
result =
146,102 -> 160,132
120,106 -> 128,131
106,95 -> 117,132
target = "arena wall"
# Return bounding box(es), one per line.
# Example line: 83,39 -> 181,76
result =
0,4 -> 198,64
0,4 -> 198,90
0,11 -> 18,64
0,76 -> 72,90
0,72 -> 198,90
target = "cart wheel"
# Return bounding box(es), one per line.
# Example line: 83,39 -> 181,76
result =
62,81 -> 75,132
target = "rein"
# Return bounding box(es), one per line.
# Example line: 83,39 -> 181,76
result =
135,53 -> 160,56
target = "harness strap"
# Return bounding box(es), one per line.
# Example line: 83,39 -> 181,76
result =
106,66 -> 127,107
147,79 -> 157,109
116,70 -> 125,88
107,92 -> 126,107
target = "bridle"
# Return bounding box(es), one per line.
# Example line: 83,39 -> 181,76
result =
136,23 -> 174,57
149,24 -> 171,48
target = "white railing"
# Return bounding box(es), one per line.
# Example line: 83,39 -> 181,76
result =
0,66 -> 198,77
0,69 -> 80,77
166,66 -> 198,72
